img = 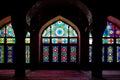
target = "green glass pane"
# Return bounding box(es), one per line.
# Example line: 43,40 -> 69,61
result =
102,38 -> 114,44
6,38 -> 16,44
0,38 -> 4,43
0,45 -> 4,63
116,38 -> 120,44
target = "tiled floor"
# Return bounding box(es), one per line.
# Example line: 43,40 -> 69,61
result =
0,70 -> 120,80
0,70 -> 91,80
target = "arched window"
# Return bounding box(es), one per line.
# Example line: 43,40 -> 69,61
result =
102,21 -> 120,62
0,16 -> 30,64
0,22 -> 15,63
39,16 -> 80,63
25,32 -> 30,63
89,32 -> 93,62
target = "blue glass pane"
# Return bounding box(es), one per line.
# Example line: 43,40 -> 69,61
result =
6,23 -> 15,37
103,22 -> 114,37
42,27 -> 50,37
0,27 -> 5,37
51,21 -> 68,37
26,32 -> 30,37
52,38 -> 68,44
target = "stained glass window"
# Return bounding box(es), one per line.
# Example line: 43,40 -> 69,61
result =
102,38 -> 114,44
6,38 -> 16,44
70,46 -> 77,62
0,38 -> 4,43
52,46 -> 58,62
107,46 -> 113,63
26,46 -> 30,63
0,27 -> 5,37
116,38 -> 120,44
0,45 -> 4,63
6,46 -> 14,63
41,20 -> 78,63
102,21 -> 120,63
43,46 -> 49,62
52,38 -> 68,44
102,46 -> 105,62
61,46 -> 67,62
42,27 -> 50,37
103,22 -> 114,37
25,32 -> 30,63
51,21 -> 68,37
89,46 -> 92,62
70,38 -> 77,44
0,22 -> 15,64
117,46 -> 120,62
6,23 -> 15,37
89,32 -> 92,62
42,38 -> 50,44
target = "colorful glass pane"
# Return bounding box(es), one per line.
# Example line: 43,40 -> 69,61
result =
0,27 -> 5,37
102,38 -> 114,44
0,45 -> 4,63
102,46 -> 105,62
103,22 -> 114,37
25,38 -> 30,44
6,38 -> 16,44
61,46 -> 67,62
117,46 -> 120,62
70,46 -> 76,62
52,46 -> 58,62
116,38 -> 120,44
6,46 -> 14,63
89,38 -> 93,45
26,46 -> 30,63
70,38 -> 77,44
89,32 -> 92,37
52,38 -> 68,44
69,26 -> 77,37
26,32 -> 30,37
0,38 -> 4,43
115,26 -> 120,37
43,46 -> 49,62
89,46 -> 92,62
51,21 -> 68,37
42,38 -> 50,44
42,27 -> 50,37
6,23 -> 15,37
107,46 -> 113,63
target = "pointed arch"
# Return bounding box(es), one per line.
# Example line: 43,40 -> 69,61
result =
39,16 -> 80,63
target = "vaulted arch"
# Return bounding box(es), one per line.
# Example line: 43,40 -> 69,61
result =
39,16 -> 80,63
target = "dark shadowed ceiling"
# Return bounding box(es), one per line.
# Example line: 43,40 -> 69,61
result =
0,0 -> 119,20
